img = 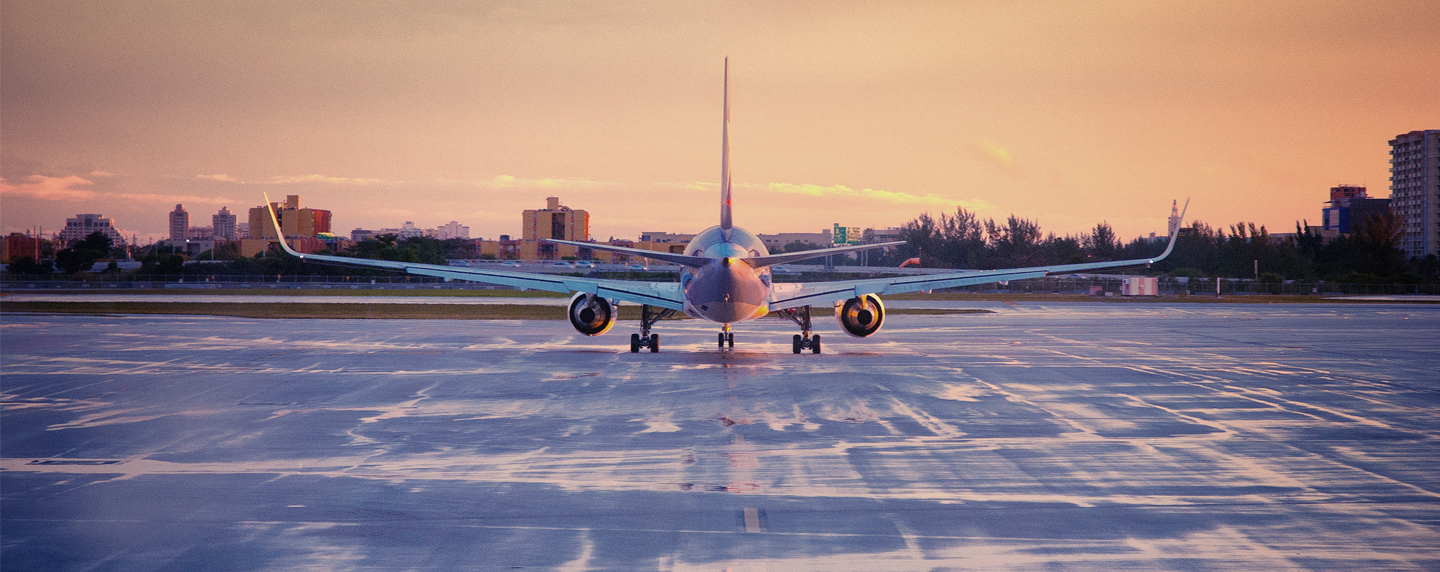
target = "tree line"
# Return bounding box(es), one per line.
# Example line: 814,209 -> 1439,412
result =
878,207 -> 1437,284
8,213 -> 1438,285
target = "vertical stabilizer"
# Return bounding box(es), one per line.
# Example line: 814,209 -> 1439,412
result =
720,57 -> 733,232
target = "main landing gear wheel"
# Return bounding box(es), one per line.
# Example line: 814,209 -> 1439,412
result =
630,304 -> 674,353
780,306 -> 821,354
630,332 -> 661,353
718,332 -> 734,349
792,334 -> 820,354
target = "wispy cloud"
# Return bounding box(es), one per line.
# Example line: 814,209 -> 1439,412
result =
971,140 -> 1023,176
266,174 -> 386,185
2,175 -> 234,205
0,175 -> 96,201
486,175 -> 614,189
757,182 -> 993,210
116,193 -> 234,205
195,173 -> 387,185
197,173 -> 615,189
655,181 -> 718,192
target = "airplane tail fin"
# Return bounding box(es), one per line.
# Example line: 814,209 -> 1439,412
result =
720,57 -> 732,233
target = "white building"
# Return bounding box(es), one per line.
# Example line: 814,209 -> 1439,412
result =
435,221 -> 471,240
1391,129 -> 1439,258
213,207 -> 238,241
59,214 -> 127,246
169,204 -> 189,242
377,222 -> 425,239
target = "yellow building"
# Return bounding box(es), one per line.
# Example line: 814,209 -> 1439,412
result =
522,197 -> 589,242
241,195 -> 334,257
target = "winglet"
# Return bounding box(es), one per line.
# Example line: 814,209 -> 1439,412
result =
720,57 -> 733,233
1147,198 -> 1189,263
261,192 -> 305,259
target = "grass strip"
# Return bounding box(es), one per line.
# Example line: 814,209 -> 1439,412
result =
1,301 -> 993,320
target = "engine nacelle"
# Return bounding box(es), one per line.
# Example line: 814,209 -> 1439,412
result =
836,294 -> 885,338
568,292 -> 616,336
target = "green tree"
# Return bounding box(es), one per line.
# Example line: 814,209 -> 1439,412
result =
6,256 -> 54,275
54,231 -> 113,274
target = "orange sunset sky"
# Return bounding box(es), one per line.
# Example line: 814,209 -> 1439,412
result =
3,1 -> 1437,245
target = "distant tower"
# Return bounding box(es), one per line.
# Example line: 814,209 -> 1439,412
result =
1167,200 -> 1182,236
1390,130 -> 1440,257
169,204 -> 189,242
212,206 -> 238,241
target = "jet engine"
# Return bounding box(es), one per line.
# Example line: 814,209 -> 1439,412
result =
836,294 -> 885,337
568,292 -> 616,336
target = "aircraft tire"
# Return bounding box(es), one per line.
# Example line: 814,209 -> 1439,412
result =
630,333 -> 640,353
811,334 -> 821,354
792,334 -> 802,354
727,333 -> 734,348
718,333 -> 725,349
650,334 -> 660,353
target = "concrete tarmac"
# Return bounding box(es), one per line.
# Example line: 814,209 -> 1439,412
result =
3,303 -> 1438,570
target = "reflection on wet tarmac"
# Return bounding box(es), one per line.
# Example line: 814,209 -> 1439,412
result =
3,303 -> 1438,569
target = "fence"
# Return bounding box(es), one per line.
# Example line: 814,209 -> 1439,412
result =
3,272 -> 1438,296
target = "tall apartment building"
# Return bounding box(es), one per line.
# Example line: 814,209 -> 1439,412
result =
213,207 -> 238,241
1390,129 -> 1440,258
169,204 -> 189,241
59,214 -> 126,245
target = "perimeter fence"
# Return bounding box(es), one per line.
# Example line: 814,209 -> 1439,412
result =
3,272 -> 1437,296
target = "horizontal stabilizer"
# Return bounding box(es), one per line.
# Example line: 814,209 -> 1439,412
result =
545,239 -> 711,268
743,241 -> 905,268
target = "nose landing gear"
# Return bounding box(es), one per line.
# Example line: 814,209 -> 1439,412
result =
778,306 -> 821,354
718,324 -> 735,350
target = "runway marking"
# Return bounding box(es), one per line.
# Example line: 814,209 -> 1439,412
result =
742,507 -> 762,533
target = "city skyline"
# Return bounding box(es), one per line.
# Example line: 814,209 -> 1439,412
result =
3,2 -> 1437,245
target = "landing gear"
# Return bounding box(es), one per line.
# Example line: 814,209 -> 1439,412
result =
779,306 -> 821,354
630,304 -> 674,353
717,325 -> 734,350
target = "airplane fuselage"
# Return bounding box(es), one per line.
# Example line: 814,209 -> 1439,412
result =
680,225 -> 772,323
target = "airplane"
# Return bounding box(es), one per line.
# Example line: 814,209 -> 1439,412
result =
262,59 -> 1188,354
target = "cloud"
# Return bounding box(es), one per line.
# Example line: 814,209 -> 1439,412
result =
972,140 -> 1023,176
266,174 -> 386,185
0,175 -> 97,201
758,182 -> 993,210
487,175 -> 614,189
654,181 -> 718,192
115,193 -> 235,205
194,173 -> 388,185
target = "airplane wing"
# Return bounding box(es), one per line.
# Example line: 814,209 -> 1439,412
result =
770,200 -> 1189,310
259,195 -> 685,310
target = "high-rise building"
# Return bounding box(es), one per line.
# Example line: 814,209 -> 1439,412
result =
60,214 -> 126,245
1322,185 -> 1391,235
242,195 -> 333,257
1390,129 -> 1439,258
213,207 -> 238,241
169,204 -> 189,242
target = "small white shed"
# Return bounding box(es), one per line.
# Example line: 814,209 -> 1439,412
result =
1122,276 -> 1158,296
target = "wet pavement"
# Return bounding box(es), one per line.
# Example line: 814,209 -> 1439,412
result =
3,303 -> 1439,570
